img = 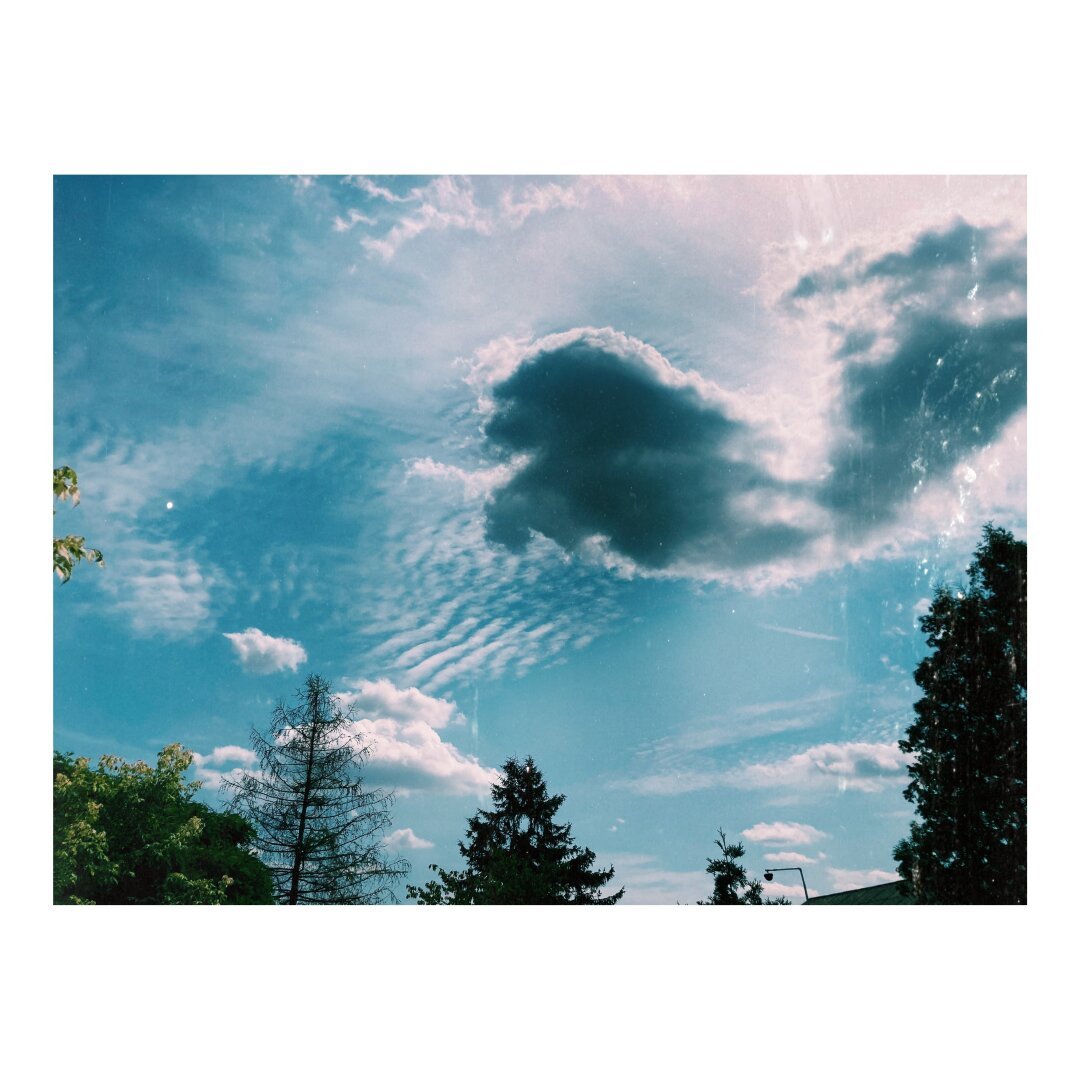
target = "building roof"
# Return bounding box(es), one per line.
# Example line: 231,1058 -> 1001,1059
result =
803,880 -> 915,905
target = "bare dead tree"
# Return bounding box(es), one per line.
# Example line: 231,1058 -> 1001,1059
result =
223,674 -> 407,904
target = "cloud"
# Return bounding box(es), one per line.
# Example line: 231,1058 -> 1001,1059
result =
341,176 -> 586,260
223,627 -> 308,674
100,537 -> 222,639
335,678 -> 499,796
436,217 -> 1025,589
765,851 -> 817,864
758,624 -> 842,642
741,822 -> 828,847
190,745 -> 260,790
477,327 -> 809,576
824,867 -> 901,893
385,827 -> 435,851
724,742 -> 911,795
599,852 -> 712,905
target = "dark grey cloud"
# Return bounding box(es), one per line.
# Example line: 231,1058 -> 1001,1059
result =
472,219 -> 1025,581
481,340 -> 809,571
788,219 -> 1026,308
825,313 -> 1026,518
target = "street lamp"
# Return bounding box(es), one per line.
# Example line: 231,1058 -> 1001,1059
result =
763,866 -> 809,902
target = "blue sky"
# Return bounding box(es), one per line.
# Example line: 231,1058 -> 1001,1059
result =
53,174 -> 1026,902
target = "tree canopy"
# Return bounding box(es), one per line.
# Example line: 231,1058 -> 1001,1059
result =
53,466 -> 104,583
54,744 -> 273,905
223,674 -> 407,904
893,525 -> 1027,903
408,756 -> 623,904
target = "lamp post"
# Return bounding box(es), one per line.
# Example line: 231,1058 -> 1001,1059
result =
763,866 -> 809,902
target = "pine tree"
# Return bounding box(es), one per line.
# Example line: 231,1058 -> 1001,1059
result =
408,756 -> 623,904
893,525 -> 1026,903
223,674 -> 407,904
699,829 -> 767,905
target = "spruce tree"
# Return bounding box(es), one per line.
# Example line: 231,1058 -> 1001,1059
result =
893,525 -> 1026,903
408,756 -> 623,904
223,674 -> 408,904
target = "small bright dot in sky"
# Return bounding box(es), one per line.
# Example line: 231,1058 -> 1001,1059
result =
166,501 -> 174,510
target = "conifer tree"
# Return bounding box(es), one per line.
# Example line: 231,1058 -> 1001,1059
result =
893,525 -> 1026,903
699,829 -> 767,905
408,756 -> 623,904
223,674 -> 407,904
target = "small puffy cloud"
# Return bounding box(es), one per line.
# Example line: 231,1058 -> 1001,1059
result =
825,867 -> 902,893
385,828 -> 434,851
336,678 -> 498,796
190,745 -> 259,790
725,742 -> 911,795
766,851 -> 817,864
224,627 -> 308,674
741,822 -> 829,847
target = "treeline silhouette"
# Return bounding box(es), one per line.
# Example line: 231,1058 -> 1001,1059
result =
53,525 -> 1026,905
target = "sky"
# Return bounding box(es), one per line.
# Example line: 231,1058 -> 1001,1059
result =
53,174 -> 1026,903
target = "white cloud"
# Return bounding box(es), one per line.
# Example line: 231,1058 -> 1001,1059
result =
335,678 -> 498,796
741,822 -> 829,847
223,627 -> 308,674
824,867 -> 902,893
765,851 -> 817,864
100,537 -> 221,639
600,853 -> 712,905
405,455 -> 524,500
385,827 -> 434,851
724,742 -> 911,795
337,677 -> 457,730
190,745 -> 260,790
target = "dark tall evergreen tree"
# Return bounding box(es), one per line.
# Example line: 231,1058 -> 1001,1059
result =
893,525 -> 1026,903
223,674 -> 407,904
408,756 -> 623,904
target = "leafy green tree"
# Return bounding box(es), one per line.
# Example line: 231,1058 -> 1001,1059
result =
54,744 -> 273,904
409,756 -> 623,904
698,828 -> 790,905
893,525 -> 1027,904
223,674 -> 408,904
53,466 -> 104,583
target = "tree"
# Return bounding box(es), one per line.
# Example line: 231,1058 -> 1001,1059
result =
893,525 -> 1026,904
54,744 -> 274,905
698,828 -> 790,905
54,466 -> 104,583
408,756 -> 623,904
223,674 -> 407,904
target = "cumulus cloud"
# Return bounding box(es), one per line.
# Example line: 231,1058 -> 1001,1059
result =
764,851 -> 817,864
477,327 -> 809,576
223,627 -> 308,674
436,217 -> 1025,589
385,827 -> 435,851
724,742 -> 911,795
741,822 -> 828,847
190,745 -> 260,790
336,678 -> 498,796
